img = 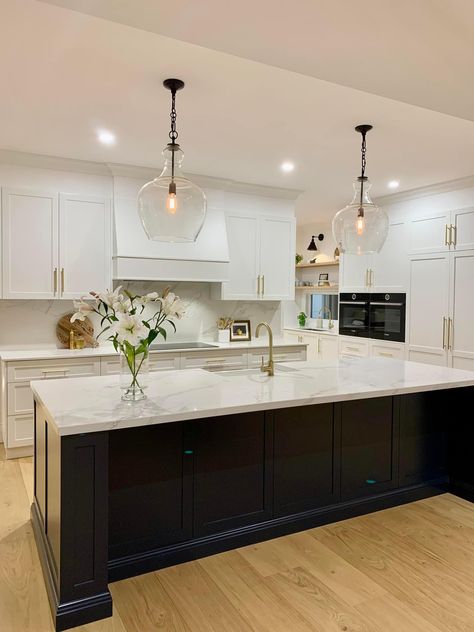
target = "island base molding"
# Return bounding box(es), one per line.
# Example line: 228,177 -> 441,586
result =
32,387 -> 474,631
108,479 -> 448,582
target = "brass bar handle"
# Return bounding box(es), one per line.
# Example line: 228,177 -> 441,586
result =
53,268 -> 58,295
451,224 -> 456,247
370,268 -> 374,287
445,224 -> 450,247
448,317 -> 453,350
60,268 -> 65,295
257,275 -> 261,296
442,316 -> 447,349
262,275 -> 265,296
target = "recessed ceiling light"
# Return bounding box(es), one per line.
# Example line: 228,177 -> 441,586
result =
388,180 -> 400,189
281,161 -> 295,173
97,129 -> 116,145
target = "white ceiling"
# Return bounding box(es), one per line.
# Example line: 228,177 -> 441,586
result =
2,0 -> 474,223
40,0 -> 474,123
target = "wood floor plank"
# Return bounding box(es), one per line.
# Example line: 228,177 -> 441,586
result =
111,572 -> 191,632
354,594 -> 444,632
199,550 -> 316,631
18,456 -> 34,506
155,561 -> 254,632
238,530 -> 386,606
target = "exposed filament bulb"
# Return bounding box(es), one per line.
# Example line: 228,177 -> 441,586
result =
356,208 -> 365,235
166,181 -> 177,214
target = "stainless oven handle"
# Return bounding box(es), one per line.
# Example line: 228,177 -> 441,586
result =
340,301 -> 367,305
369,302 -> 404,307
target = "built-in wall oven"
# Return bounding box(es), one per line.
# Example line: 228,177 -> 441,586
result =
369,293 -> 406,343
339,293 -> 370,337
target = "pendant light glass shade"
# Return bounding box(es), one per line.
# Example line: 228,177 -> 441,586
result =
332,124 -> 389,255
138,144 -> 207,242
332,177 -> 389,255
137,78 -> 207,243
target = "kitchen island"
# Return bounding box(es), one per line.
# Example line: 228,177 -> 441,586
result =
31,358 -> 474,631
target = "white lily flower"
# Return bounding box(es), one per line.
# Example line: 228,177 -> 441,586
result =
160,292 -> 185,319
112,298 -> 132,314
111,313 -> 148,347
71,299 -> 94,323
98,286 -> 123,308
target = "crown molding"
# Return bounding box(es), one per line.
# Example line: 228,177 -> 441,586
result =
0,149 -> 301,200
375,174 -> 474,205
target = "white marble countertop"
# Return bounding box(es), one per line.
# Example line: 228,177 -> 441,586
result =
284,326 -> 338,336
31,358 -> 474,436
0,338 -> 306,362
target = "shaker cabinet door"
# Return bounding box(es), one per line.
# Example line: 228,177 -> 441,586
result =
220,213 -> 260,299
59,194 -> 112,299
259,215 -> 295,300
2,188 -> 58,298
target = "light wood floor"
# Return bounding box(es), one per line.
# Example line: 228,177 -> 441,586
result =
3,445 -> 474,632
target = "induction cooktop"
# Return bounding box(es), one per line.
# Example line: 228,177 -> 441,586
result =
149,341 -> 219,351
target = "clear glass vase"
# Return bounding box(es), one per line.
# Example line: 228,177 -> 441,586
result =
120,349 -> 149,401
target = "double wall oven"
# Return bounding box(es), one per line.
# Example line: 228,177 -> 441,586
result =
339,292 -> 406,342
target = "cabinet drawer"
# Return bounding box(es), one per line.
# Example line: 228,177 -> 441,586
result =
7,358 -> 101,383
8,382 -> 35,415
370,342 -> 405,360
339,337 -> 369,358
180,350 -> 247,371
7,414 -> 34,448
100,353 -> 180,376
284,331 -> 305,344
249,346 -> 306,366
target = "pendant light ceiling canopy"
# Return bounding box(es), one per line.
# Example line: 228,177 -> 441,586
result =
137,78 -> 207,243
332,124 -> 389,255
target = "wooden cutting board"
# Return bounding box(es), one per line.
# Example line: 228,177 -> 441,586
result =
56,313 -> 98,348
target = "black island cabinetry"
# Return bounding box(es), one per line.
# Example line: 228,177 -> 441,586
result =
32,387 -> 472,631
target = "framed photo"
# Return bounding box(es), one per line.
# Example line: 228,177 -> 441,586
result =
319,273 -> 329,281
230,320 -> 251,342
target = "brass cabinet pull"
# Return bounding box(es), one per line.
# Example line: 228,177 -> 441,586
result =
60,268 -> 65,295
442,316 -> 447,349
370,268 -> 374,287
262,275 -> 265,296
451,224 -> 456,247
445,224 -> 450,246
379,351 -> 393,358
257,275 -> 261,296
448,317 -> 453,350
53,268 -> 58,295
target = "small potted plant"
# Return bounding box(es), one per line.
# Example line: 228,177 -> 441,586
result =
295,253 -> 303,265
217,317 -> 233,343
298,311 -> 307,328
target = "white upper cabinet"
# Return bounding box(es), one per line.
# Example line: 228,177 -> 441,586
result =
1,188 -> 111,300
59,194 -> 112,299
339,252 -> 372,292
220,213 -> 259,300
407,254 -> 450,366
408,211 -> 451,255
370,221 -> 407,292
450,206 -> 474,251
2,188 -> 58,299
449,251 -> 474,370
215,212 -> 295,301
259,216 -> 295,300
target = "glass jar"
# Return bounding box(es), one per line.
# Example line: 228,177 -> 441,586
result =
120,348 -> 149,401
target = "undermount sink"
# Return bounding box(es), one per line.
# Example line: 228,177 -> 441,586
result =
215,365 -> 297,377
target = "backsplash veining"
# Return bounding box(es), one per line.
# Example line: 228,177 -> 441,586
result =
0,282 -> 282,347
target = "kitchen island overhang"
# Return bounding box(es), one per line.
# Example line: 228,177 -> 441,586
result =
30,358 -> 474,631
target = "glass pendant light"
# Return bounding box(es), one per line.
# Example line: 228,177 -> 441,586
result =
138,78 -> 207,242
332,124 -> 389,255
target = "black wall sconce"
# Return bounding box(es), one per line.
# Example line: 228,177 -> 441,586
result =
307,234 -> 324,251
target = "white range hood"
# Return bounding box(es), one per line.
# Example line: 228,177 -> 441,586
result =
113,176 -> 229,282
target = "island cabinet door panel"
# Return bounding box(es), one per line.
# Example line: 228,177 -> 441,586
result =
340,397 -> 399,501
398,392 -> 448,487
273,404 -> 340,517
193,411 -> 272,537
108,423 -> 193,558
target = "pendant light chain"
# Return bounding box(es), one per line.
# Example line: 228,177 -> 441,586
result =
168,88 -> 178,181
358,129 -> 368,214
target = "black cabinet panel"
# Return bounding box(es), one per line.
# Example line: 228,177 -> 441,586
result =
340,397 -> 398,500
108,423 -> 193,558
447,386 -> 474,490
273,404 -> 340,517
399,392 -> 448,487
194,411 -> 272,537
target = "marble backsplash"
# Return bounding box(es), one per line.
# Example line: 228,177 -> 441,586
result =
0,282 -> 282,347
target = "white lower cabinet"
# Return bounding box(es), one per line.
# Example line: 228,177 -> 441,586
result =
283,330 -> 338,363
339,336 -> 370,358
340,336 -> 405,360
180,350 -> 247,371
249,345 -> 306,366
369,340 -> 405,360
4,358 -> 100,451
100,353 -> 180,375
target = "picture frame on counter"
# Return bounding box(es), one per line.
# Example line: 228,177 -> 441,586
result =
318,272 -> 330,287
230,320 -> 251,342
